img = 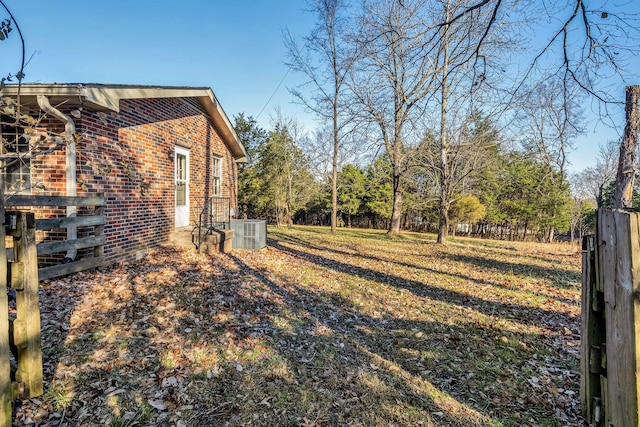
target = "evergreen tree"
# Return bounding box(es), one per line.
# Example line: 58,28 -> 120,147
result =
364,156 -> 393,228
337,164 -> 367,227
490,152 -> 572,241
257,124 -> 317,225
233,114 -> 268,219
449,195 -> 486,236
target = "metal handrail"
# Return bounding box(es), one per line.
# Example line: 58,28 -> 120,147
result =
191,197 -> 230,249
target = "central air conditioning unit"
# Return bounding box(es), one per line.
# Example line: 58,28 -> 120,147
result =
230,219 -> 267,250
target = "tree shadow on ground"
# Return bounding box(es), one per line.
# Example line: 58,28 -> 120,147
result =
441,253 -> 581,289
267,235 -> 577,329
224,242 -> 581,426
30,247 -> 475,426
273,232 -> 579,306
17,231 -> 581,426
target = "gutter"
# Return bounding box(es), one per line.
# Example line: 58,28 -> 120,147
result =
37,95 -> 77,262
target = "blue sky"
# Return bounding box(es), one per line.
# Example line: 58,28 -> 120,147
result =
2,0 -> 639,173
3,1 -> 315,129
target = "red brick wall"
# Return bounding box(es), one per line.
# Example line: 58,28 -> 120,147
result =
28,97 -> 239,264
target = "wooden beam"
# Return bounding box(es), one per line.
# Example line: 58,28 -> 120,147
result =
581,234 -> 604,423
94,205 -> 105,259
36,215 -> 106,231
36,235 -> 107,256
600,210 -> 640,426
5,194 -> 106,208
39,257 -> 106,281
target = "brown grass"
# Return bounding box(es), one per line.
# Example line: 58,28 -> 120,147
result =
15,226 -> 582,426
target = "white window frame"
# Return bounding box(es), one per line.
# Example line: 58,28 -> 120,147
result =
175,146 -> 190,228
0,119 -> 31,194
212,155 -> 222,197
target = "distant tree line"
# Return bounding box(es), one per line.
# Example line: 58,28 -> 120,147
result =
233,112 -> 594,243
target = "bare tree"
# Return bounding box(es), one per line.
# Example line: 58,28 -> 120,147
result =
447,1 -> 639,112
518,78 -> 584,182
304,127 -> 334,179
263,110 -> 317,226
301,126 -> 362,181
423,0 -> 638,240
417,113 -> 501,240
573,139 -> 618,207
528,1 -> 639,107
349,0 -> 439,235
285,0 -> 357,234
567,195 -> 594,243
508,77 -> 585,241
410,0 -> 510,244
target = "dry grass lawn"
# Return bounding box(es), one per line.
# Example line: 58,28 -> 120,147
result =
14,226 -> 582,426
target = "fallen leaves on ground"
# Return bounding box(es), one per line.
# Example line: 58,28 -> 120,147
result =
14,226 -> 582,426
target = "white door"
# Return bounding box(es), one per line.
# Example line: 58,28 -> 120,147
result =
175,146 -> 190,228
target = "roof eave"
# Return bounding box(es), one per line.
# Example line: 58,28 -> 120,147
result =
2,84 -> 248,162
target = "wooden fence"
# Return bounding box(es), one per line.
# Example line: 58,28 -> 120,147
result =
0,210 -> 42,425
0,200 -> 8,426
5,194 -> 107,280
581,209 -> 640,426
0,194 -> 106,425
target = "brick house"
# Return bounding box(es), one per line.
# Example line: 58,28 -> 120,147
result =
1,83 -> 247,264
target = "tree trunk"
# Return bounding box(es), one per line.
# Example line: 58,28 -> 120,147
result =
331,90 -> 339,235
286,172 -> 294,226
285,203 -> 292,227
331,163 -> 338,233
570,222 -> 575,242
597,184 -> 604,208
614,85 -> 640,209
389,173 -> 403,235
437,197 -> 449,243
436,6 -> 450,244
437,212 -> 448,242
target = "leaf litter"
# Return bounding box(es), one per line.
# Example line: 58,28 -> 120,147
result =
14,226 -> 582,426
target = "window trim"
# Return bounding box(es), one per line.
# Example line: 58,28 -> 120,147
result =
1,118 -> 32,195
212,155 -> 222,197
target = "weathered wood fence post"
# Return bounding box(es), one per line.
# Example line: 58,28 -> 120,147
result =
0,210 -> 44,425
0,195 -> 105,424
581,232 -> 605,424
0,198 -> 12,426
582,85 -> 640,427
582,209 -> 640,426
8,211 -> 43,399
